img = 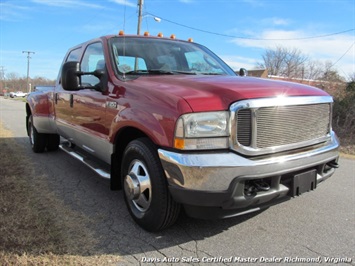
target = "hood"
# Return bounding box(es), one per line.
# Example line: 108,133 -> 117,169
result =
136,75 -> 329,112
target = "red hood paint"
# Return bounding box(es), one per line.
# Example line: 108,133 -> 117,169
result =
135,75 -> 329,112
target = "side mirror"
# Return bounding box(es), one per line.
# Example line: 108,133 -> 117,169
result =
61,61 -> 81,91
239,68 -> 248,77
92,69 -> 105,79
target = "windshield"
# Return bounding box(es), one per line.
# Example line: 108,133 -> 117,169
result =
109,37 -> 236,77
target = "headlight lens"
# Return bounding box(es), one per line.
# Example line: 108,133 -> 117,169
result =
174,111 -> 230,150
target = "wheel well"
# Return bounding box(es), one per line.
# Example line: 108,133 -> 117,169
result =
110,127 -> 152,190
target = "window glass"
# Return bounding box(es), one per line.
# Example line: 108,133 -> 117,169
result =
109,37 -> 236,76
185,51 -> 223,74
157,55 -> 177,71
66,48 -> 81,62
116,55 -> 147,73
81,42 -> 105,86
58,48 -> 82,85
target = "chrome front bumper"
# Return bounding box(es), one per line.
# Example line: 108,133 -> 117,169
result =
158,132 -> 339,217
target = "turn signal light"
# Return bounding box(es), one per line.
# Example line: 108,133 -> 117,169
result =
174,138 -> 185,149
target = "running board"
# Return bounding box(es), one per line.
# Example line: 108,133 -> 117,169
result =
59,143 -> 111,179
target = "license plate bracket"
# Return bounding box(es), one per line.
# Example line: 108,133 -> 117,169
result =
291,169 -> 317,196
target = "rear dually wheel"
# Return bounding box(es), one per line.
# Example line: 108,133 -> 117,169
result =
28,115 -> 47,153
28,115 -> 60,152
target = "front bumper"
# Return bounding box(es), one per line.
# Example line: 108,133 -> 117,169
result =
158,132 -> 339,219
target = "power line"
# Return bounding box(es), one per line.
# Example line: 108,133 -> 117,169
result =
145,12 -> 354,41
330,41 -> 355,68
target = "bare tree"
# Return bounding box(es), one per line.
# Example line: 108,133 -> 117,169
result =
259,46 -> 308,79
282,48 -> 308,78
321,61 -> 345,83
4,72 -> 55,92
258,46 -> 288,76
306,60 -> 323,81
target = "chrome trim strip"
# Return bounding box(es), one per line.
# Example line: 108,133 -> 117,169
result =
223,207 -> 261,219
82,145 -> 95,153
230,96 -> 333,110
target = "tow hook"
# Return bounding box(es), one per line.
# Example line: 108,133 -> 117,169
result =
327,161 -> 339,168
244,179 -> 271,197
254,180 -> 271,191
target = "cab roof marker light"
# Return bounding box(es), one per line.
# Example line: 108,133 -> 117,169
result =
144,31 -> 150,36
157,32 -> 164,37
170,34 -> 176,39
118,30 -> 124,36
188,38 -> 193,42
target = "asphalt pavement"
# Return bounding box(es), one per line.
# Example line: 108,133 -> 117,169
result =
0,97 -> 354,265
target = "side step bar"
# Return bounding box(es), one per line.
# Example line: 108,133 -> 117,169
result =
59,143 -> 111,179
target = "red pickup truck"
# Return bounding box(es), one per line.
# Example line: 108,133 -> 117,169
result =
26,33 -> 339,231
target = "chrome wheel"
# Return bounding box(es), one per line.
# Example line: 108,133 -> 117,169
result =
121,138 -> 180,232
124,159 -> 152,213
29,121 -> 34,147
122,138 -> 181,231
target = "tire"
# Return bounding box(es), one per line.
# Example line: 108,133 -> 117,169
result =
28,115 -> 47,153
121,138 -> 181,232
47,134 -> 60,151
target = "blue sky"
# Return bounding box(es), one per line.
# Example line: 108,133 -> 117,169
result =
1,0 -> 354,81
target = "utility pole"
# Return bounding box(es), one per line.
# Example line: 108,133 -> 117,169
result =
0,66 -> 5,92
135,0 -> 143,70
137,0 -> 143,35
22,51 -> 35,93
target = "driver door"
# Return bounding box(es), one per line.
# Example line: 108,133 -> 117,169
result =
71,42 -> 111,163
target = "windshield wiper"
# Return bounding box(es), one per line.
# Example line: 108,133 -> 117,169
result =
171,70 -> 196,75
199,72 -> 224,75
124,70 -> 149,75
124,69 -> 198,75
147,69 -> 175,75
147,70 -> 198,75
123,69 -> 174,75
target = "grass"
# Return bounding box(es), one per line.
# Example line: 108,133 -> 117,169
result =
340,151 -> 355,160
338,138 -> 355,158
0,122 -> 122,265
4,96 -> 27,102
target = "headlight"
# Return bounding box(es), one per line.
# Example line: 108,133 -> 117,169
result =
174,111 -> 230,150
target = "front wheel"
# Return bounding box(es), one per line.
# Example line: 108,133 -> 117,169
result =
121,138 -> 180,232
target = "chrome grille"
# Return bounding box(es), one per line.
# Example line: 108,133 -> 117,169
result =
255,104 -> 330,148
232,96 -> 333,156
237,109 -> 252,146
